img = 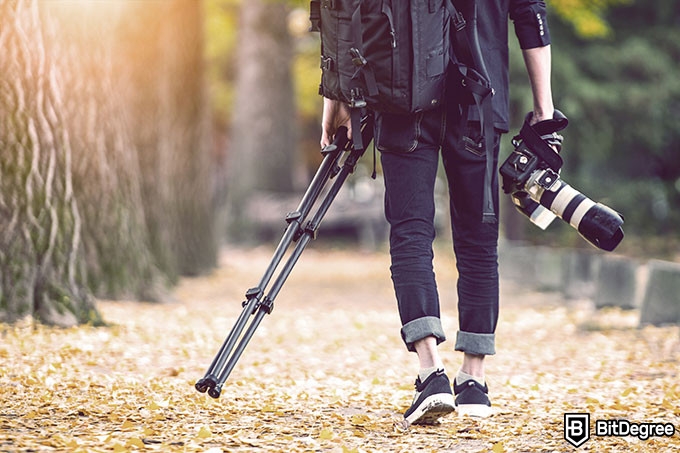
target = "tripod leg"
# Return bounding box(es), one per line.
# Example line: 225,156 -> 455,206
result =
196,128 -> 351,395
239,118 -> 374,328
208,119 -> 375,395
207,305 -> 270,398
261,116 -> 375,307
264,151 -> 364,305
194,292 -> 263,393
208,175 -> 352,397
255,144 -> 344,288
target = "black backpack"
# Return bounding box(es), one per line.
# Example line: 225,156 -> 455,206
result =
309,0 -> 497,222
309,0 -> 492,110
312,0 -> 449,114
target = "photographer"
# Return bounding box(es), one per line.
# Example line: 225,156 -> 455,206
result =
321,0 -> 556,425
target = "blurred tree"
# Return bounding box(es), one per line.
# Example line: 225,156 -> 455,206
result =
204,0 -> 241,128
116,0 -> 217,277
0,0 -> 100,325
224,0 -> 300,240
0,0 -> 217,325
51,3 -> 169,302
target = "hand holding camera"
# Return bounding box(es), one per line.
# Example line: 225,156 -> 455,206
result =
499,110 -> 624,252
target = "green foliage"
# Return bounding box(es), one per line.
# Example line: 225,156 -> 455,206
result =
204,0 -> 240,126
547,0 -> 631,38
512,0 -> 680,247
204,0 -> 315,127
293,33 -> 323,119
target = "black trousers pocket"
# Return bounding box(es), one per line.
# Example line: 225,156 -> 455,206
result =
375,111 -> 421,153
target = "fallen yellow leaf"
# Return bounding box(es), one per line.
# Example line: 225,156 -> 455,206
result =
318,427 -> 334,440
350,414 -> 370,426
196,426 -> 212,439
622,387 -> 635,397
126,437 -> 145,449
121,419 -> 136,430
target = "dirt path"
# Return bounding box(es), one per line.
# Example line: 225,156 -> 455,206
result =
1,245 -> 679,452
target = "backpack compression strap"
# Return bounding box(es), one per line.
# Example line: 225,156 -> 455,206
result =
447,0 -> 497,223
309,0 -> 320,32
347,4 -> 379,153
465,71 -> 496,224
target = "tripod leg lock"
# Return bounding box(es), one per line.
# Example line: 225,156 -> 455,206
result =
260,296 -> 274,315
241,287 -> 274,314
242,287 -> 262,308
285,211 -> 306,242
304,220 -> 319,240
285,211 -> 302,224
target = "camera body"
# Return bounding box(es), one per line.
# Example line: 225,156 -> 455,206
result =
499,111 -> 624,252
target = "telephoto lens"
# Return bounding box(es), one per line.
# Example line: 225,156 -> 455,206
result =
500,110 -> 624,252
528,170 -> 624,252
509,191 -> 557,231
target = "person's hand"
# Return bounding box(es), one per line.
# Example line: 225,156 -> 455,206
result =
529,109 -> 563,153
320,97 -> 352,148
528,108 -> 554,126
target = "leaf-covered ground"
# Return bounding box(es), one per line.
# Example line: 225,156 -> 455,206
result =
1,245 -> 679,452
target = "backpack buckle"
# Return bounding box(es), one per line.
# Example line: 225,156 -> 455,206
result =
320,56 -> 334,71
349,48 -> 367,67
452,11 -> 466,31
349,88 -> 367,109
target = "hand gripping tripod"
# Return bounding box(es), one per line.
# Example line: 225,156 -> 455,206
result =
195,115 -> 375,399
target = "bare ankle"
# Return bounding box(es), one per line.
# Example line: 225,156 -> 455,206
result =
460,353 -> 485,378
414,336 -> 444,370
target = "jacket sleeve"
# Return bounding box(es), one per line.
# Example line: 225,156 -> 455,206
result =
509,0 -> 551,49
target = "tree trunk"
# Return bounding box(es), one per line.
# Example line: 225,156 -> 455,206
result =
225,0 -> 300,240
0,0 -> 98,326
0,0 -> 217,325
117,0 -> 217,277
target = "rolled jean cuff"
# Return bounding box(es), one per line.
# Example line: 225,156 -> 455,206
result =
401,316 -> 446,352
454,331 -> 496,356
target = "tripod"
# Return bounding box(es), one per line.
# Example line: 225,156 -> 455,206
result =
195,115 -> 375,399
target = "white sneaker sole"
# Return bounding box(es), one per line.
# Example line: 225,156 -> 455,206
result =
455,403 -> 493,418
404,393 -> 455,426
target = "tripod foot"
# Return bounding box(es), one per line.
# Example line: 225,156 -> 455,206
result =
208,383 -> 223,399
195,375 -> 217,394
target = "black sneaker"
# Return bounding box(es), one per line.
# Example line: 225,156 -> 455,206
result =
453,379 -> 492,417
403,369 -> 455,426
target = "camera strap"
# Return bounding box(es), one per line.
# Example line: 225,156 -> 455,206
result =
518,111 -> 568,172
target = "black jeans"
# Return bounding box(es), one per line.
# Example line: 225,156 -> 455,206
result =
376,101 -> 500,356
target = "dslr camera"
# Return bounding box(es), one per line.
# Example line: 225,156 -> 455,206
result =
499,110 -> 624,252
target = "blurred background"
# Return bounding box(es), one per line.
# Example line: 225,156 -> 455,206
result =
1,0 -> 678,325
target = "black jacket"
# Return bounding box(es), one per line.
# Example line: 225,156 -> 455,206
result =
474,0 -> 551,131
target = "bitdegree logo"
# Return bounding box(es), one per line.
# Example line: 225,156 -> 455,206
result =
564,413 -> 677,448
595,419 -> 676,441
